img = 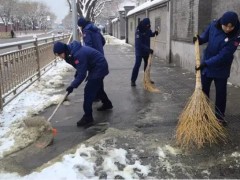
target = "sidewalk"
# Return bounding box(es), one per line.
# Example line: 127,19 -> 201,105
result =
1,38 -> 240,178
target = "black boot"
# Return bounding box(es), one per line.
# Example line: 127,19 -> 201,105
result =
217,119 -> 228,127
97,103 -> 113,111
131,81 -> 136,86
77,116 -> 94,127
93,98 -> 100,102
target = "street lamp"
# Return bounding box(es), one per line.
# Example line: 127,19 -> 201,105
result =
71,0 -> 78,40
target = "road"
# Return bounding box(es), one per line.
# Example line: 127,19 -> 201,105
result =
0,30 -> 68,54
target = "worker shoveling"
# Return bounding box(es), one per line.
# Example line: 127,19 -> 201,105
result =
175,38 -> 228,149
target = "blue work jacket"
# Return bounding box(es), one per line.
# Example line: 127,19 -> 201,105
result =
82,23 -> 106,55
199,20 -> 240,78
135,29 -> 155,56
67,41 -> 109,88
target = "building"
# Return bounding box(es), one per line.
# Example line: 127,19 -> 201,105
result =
125,0 -> 240,85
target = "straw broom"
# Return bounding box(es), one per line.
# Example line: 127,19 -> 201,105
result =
143,33 -> 160,93
176,39 -> 228,149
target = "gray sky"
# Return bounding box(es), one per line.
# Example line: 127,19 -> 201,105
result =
30,0 -> 69,22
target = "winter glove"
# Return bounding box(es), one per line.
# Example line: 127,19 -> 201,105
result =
149,49 -> 154,54
66,86 -> 74,94
154,31 -> 159,36
193,35 -> 200,43
195,62 -> 207,71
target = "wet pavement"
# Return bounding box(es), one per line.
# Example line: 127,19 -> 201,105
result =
1,38 -> 240,178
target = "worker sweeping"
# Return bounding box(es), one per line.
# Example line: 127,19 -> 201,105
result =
53,41 -> 113,127
176,11 -> 240,149
77,17 -> 106,55
131,18 -> 158,87
194,11 -> 240,126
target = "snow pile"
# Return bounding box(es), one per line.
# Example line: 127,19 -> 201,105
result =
127,0 -> 168,16
104,35 -> 131,46
0,60 -> 73,159
0,144 -> 151,180
0,117 -> 52,158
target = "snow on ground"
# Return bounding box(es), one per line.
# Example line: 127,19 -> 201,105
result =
0,36 -> 152,179
104,35 -> 132,46
1,35 -> 240,179
0,143 -> 151,180
0,60 -> 73,158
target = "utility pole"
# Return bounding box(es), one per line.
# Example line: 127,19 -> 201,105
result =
72,0 -> 78,40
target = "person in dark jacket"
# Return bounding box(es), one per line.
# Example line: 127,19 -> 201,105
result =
53,41 -> 113,127
10,30 -> 15,38
194,11 -> 240,126
78,17 -> 106,55
131,18 -> 158,86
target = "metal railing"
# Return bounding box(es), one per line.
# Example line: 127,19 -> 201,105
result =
0,33 -> 72,110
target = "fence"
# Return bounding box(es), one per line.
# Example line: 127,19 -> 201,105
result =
0,33 -> 72,110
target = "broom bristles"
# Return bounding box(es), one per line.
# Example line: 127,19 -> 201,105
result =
143,54 -> 160,93
143,74 -> 160,93
176,89 -> 228,149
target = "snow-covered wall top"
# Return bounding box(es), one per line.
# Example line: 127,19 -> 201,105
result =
112,18 -> 119,23
127,0 -> 169,17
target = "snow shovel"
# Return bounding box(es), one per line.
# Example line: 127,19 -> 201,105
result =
24,92 -> 69,148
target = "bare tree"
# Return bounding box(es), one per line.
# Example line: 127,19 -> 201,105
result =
66,0 -> 111,22
0,0 -> 56,32
62,12 -> 72,30
0,0 -> 17,32
96,0 -> 136,25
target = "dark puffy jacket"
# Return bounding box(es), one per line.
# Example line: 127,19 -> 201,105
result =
135,18 -> 155,56
199,19 -> 240,78
67,41 -> 109,88
82,23 -> 106,55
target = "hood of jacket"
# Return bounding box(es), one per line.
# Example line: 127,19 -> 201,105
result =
68,41 -> 82,56
137,18 -> 151,33
84,23 -> 100,33
216,11 -> 240,38
78,17 -> 90,29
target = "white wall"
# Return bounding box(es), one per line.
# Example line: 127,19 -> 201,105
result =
229,48 -> 240,86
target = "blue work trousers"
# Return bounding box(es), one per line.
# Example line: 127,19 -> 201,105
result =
83,78 -> 111,117
201,75 -> 228,120
131,55 -> 149,82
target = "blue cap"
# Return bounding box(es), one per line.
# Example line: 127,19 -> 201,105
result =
53,41 -> 67,54
78,17 -> 89,28
141,18 -> 150,26
220,11 -> 239,26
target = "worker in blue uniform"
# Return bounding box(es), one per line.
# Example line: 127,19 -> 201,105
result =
53,41 -> 113,127
194,11 -> 240,126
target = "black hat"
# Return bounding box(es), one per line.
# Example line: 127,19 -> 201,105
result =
53,41 -> 68,54
220,11 -> 239,26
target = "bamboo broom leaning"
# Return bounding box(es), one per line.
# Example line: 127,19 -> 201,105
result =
176,38 -> 228,149
143,30 -> 160,93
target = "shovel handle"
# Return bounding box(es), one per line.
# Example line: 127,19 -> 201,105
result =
47,92 -> 69,122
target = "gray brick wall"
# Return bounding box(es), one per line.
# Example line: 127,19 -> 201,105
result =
171,0 -> 240,41
198,0 -> 212,34
198,0 -> 240,34
211,0 -> 240,20
171,0 -> 198,42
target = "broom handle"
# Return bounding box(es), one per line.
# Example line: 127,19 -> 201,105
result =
146,31 -> 158,74
47,92 -> 69,122
194,38 -> 202,89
